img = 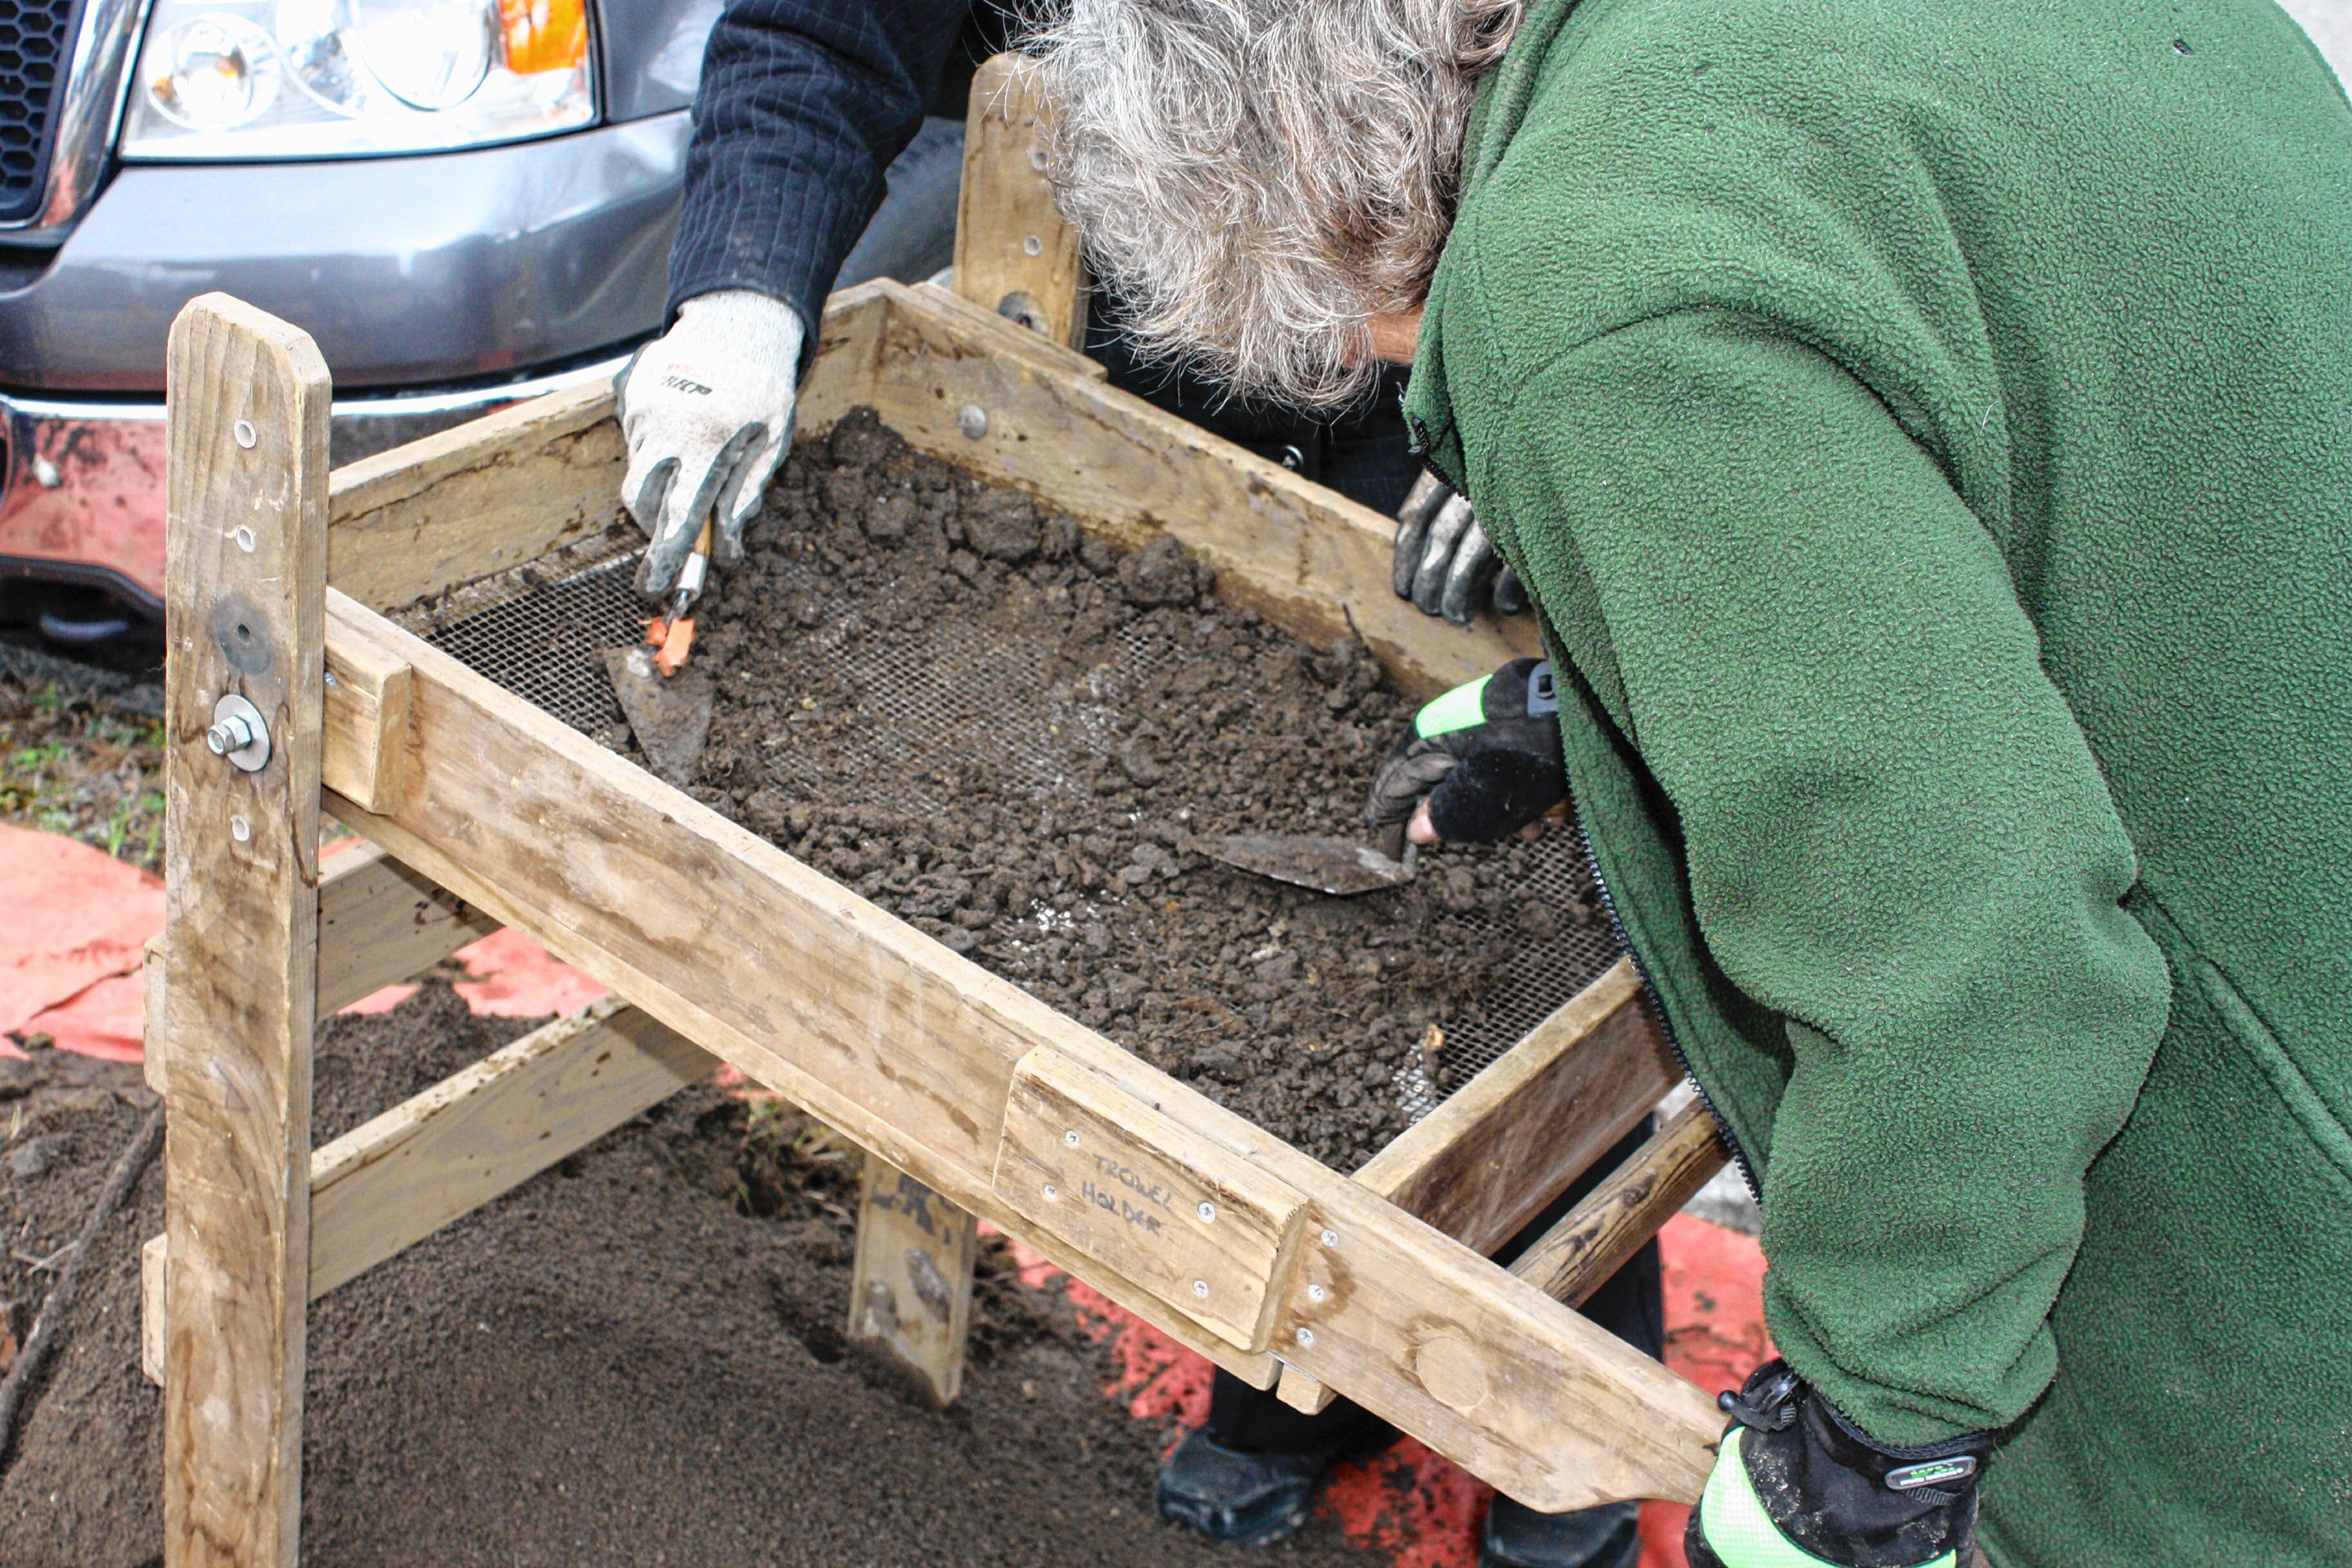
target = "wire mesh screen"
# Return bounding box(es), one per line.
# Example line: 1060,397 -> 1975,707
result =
414,543 -> 1628,1120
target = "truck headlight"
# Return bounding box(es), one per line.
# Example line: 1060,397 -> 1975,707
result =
121,0 -> 592,160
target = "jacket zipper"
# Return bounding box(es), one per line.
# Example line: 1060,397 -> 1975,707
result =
1570,805 -> 1764,1204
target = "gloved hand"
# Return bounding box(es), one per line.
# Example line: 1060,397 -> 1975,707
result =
617,289 -> 805,598
1393,471 -> 1527,625
1688,1360 -> 1993,1568
1365,657 -> 1564,842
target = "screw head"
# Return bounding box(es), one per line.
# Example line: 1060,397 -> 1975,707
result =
1295,1327 -> 1316,1348
1319,1229 -> 1339,1248
1063,1130 -> 1080,1147
1191,1279 -> 1209,1298
230,815 -> 251,843
957,404 -> 989,439
1308,1283 -> 1327,1303
1196,1201 -> 1217,1223
1043,1184 -> 1058,1201
233,419 -> 256,448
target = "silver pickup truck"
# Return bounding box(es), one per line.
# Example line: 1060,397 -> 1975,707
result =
0,0 -> 964,638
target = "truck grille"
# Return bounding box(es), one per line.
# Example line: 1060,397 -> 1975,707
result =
0,0 -> 78,223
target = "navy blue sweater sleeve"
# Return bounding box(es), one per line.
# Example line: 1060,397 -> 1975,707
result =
667,0 -> 968,338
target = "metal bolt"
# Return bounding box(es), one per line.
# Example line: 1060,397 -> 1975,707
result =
1043,1184 -> 1058,1201
957,404 -> 989,440
1308,1283 -> 1327,1303
1063,1129 -> 1080,1147
1022,233 -> 1043,256
1295,1327 -> 1316,1348
233,419 -> 256,448
1319,1229 -> 1339,1248
206,713 -> 256,755
1191,1279 -> 1209,1298
207,695 -> 271,772
1196,1201 -> 1217,1223
323,669 -> 339,688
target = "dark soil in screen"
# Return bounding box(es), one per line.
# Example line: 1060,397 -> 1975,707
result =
662,410 -> 1606,1171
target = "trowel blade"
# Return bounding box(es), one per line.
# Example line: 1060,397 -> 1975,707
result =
603,643 -> 714,787
1208,833 -> 1414,896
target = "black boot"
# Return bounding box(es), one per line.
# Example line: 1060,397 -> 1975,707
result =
1154,1426 -> 1328,1546
1482,1497 -> 1642,1568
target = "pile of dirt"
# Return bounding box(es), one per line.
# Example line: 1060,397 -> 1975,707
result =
655,410 -> 1605,1171
0,985 -> 1376,1566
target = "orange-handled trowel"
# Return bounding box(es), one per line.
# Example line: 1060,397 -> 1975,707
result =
604,515 -> 717,785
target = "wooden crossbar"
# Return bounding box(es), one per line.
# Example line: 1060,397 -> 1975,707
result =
143,998 -> 711,1382
143,843 -> 498,1098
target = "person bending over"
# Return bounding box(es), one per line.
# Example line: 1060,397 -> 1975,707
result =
1032,1 -> 2352,1565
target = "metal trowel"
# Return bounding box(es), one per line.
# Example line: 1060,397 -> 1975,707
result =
606,516 -> 717,786
1207,822 -> 1417,897
1208,800 -> 1570,897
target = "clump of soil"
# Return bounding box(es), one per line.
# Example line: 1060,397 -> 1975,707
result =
658,410 -> 1602,1171
0,987 -> 1374,1567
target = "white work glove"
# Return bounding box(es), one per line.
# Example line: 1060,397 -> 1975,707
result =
1392,471 -> 1528,626
616,289 -> 805,597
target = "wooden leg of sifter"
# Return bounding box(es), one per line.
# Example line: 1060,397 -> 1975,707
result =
849,1149 -> 982,1406
161,296 -> 332,1568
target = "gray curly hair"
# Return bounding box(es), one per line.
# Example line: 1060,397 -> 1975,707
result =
1028,0 -> 1521,409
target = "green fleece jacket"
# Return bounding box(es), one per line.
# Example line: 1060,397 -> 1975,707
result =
1402,1 -> 2352,1561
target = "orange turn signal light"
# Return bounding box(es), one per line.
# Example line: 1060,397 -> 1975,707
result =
499,0 -> 588,75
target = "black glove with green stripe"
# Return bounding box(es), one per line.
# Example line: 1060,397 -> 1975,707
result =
1688,1360 -> 1993,1568
1365,658 -> 1564,842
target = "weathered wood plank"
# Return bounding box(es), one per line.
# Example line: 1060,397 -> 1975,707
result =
140,937 -> 166,1097
162,293 -> 330,1568
1277,961 -> 1678,1416
143,844 -> 501,1097
1051,1041 -> 1723,1508
995,1045 -> 1308,1352
316,592 -> 1718,1504
321,285 -> 896,616
318,608 -> 411,813
1272,1176 -> 1718,1510
307,997 -> 713,1297
861,280 -> 1541,699
314,842 -> 499,1017
955,53 -> 1087,350
1512,1099 -> 1730,1308
848,1152 -> 980,1407
141,1233 -> 165,1386
325,379 -> 622,613
1352,961 -> 1675,1254
147,1000 -> 712,1367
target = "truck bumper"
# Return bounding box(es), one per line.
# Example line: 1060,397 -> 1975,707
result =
0,113 -> 686,611
0,354 -> 629,614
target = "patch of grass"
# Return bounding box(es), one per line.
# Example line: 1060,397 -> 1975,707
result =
0,677 -> 167,871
